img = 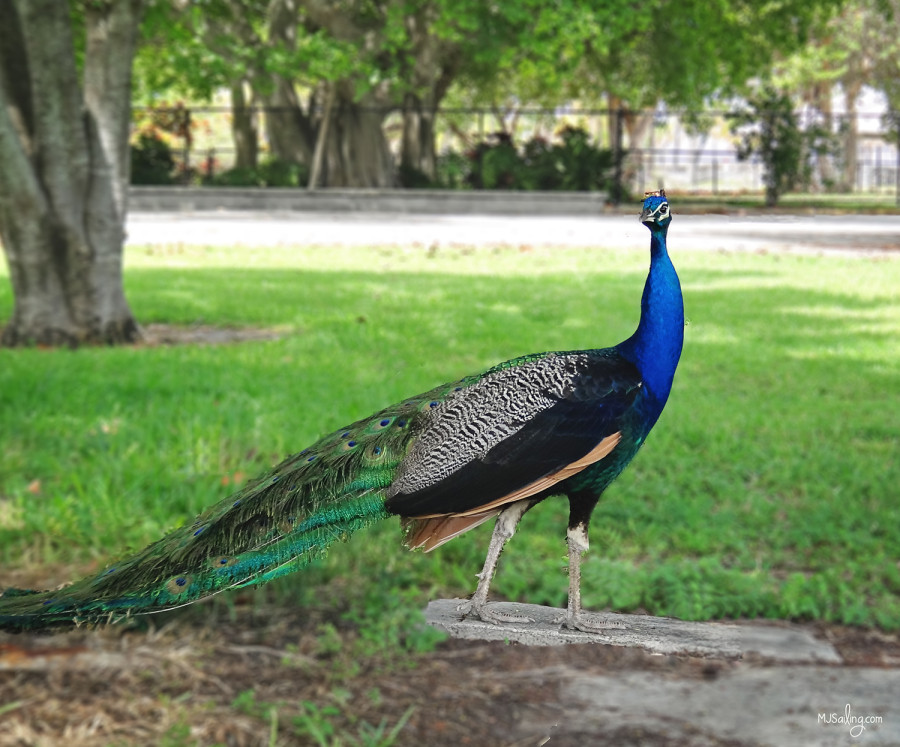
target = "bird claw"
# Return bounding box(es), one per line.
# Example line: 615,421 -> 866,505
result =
457,599 -> 534,625
554,611 -> 625,634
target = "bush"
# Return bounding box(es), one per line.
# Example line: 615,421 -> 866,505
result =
434,151 -> 471,189
437,127 -> 612,192
471,132 -> 521,189
730,86 -> 837,206
130,133 -> 176,185
398,162 -> 434,188
207,158 -> 309,188
257,158 -> 308,187
553,125 -> 615,191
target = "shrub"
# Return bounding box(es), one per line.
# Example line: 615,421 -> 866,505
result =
130,133 -> 176,185
208,157 -> 309,188
730,86 -> 836,206
553,125 -> 615,191
257,158 -> 308,187
434,151 -> 471,189
467,132 -> 521,189
438,127 -> 612,192
398,163 -> 434,188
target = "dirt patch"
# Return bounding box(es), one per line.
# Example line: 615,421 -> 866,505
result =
2,601 -> 897,747
137,323 -> 285,346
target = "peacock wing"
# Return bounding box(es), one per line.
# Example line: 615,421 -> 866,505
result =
383,350 -> 642,524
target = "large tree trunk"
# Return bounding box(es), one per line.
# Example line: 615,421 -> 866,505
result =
401,92 -> 437,181
321,91 -> 395,187
262,76 -> 314,165
808,81 -> 837,192
622,108 -> 654,193
0,0 -> 142,347
230,80 -> 258,170
397,10 -> 460,184
262,0 -> 313,167
841,80 -> 862,192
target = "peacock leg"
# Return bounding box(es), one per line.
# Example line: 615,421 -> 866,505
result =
457,500 -> 533,624
558,523 -> 623,633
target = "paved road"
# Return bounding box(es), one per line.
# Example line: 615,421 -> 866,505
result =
127,211 -> 900,254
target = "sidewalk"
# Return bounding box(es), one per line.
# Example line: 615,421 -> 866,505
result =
127,210 -> 900,255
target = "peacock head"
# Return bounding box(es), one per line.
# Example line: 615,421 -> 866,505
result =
640,190 -> 671,230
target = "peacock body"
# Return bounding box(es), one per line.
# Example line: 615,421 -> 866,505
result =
0,191 -> 682,634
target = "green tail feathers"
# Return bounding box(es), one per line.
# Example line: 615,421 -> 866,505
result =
0,482 -> 392,632
0,390 -> 434,632
0,494 -> 391,633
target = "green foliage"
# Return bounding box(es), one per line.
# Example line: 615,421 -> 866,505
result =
433,152 -> 471,189
231,688 -> 414,746
458,0 -> 846,111
1,244 -> 899,629
524,126 -> 615,191
130,132 -> 177,185
437,127 -> 613,191
397,163 -> 434,189
340,576 -> 446,656
471,133 -> 521,189
884,109 -> 900,144
777,0 -> 900,124
730,86 -> 836,206
208,157 -> 309,187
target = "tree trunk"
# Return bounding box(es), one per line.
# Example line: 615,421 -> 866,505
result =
308,83 -> 335,190
263,76 -> 314,166
622,109 -> 654,193
401,92 -> 437,182
808,82 -> 836,192
321,89 -> 395,188
841,80 -> 862,192
262,0 -> 313,167
230,80 -> 258,170
0,0 -> 142,347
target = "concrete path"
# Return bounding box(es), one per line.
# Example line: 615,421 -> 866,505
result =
426,600 -> 900,746
525,666 -> 899,746
126,211 -> 900,255
424,599 -> 841,662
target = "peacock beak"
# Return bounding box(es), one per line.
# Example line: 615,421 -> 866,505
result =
639,207 -> 654,224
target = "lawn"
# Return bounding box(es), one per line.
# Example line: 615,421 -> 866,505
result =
675,191 -> 900,213
1,241 -> 898,631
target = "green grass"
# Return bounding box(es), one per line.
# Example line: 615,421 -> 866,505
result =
673,191 -> 900,213
1,242 -> 899,629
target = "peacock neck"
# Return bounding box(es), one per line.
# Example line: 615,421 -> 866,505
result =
617,228 -> 684,421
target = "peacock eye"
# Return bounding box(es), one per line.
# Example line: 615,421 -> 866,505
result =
659,204 -> 668,214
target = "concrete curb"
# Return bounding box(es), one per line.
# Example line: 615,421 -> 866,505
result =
128,186 -> 608,216
424,599 -> 842,662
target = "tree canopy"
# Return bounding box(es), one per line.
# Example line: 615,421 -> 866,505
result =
3,0 -> 883,347
130,0 -> 852,185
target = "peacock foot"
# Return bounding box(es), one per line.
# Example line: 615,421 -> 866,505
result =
554,610 -> 625,634
457,598 -> 534,625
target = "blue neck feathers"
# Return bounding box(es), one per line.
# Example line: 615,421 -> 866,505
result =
617,228 -> 684,422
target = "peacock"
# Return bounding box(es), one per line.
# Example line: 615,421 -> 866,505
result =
0,190 -> 683,634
